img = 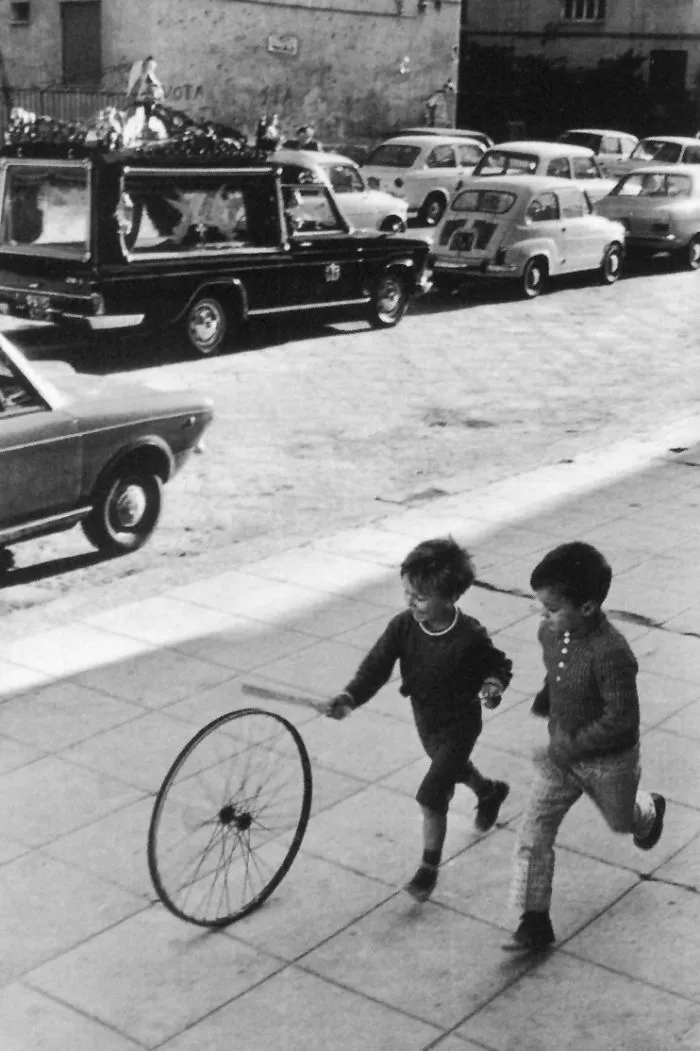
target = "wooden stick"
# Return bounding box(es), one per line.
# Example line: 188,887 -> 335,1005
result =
241,682 -> 326,712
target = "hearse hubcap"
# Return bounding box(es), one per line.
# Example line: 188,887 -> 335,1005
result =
114,484 -> 147,529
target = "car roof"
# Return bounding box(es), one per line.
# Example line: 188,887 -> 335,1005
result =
637,135 -> 700,146
374,134 -> 484,149
487,140 -> 595,157
561,128 -> 637,138
455,174 -> 588,194
275,148 -> 357,167
399,127 -> 491,139
617,164 -> 700,176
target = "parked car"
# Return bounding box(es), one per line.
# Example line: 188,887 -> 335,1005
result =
0,334 -> 213,561
471,141 -> 617,202
595,165 -> 700,269
0,145 -> 431,356
557,129 -> 638,176
396,127 -> 494,149
604,136 -> 700,179
274,148 -> 408,232
430,175 -> 626,298
362,134 -> 486,226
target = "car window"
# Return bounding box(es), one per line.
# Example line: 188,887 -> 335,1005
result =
526,193 -> 560,222
451,189 -> 516,213
667,174 -> 693,197
282,183 -> 345,235
557,187 -> 587,218
620,136 -> 637,156
601,135 -> 619,153
123,172 -> 280,254
0,162 -> 90,259
559,131 -> 601,151
473,150 -> 538,176
325,164 -> 364,194
0,355 -> 43,414
572,156 -> 601,179
365,144 -> 422,168
632,139 -> 682,163
681,145 -> 700,164
426,145 -> 456,168
546,157 -> 571,178
457,144 -> 483,166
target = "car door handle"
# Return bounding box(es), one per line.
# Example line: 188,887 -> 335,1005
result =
561,226 -> 567,232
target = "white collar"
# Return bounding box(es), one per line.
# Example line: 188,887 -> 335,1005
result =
419,607 -> 459,637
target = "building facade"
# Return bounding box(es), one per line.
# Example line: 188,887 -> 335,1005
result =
459,0 -> 700,138
0,0 -> 463,141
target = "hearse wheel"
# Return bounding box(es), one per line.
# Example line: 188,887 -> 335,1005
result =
380,215 -> 407,234
369,269 -> 408,327
186,296 -> 230,356
82,470 -> 163,554
521,256 -> 548,299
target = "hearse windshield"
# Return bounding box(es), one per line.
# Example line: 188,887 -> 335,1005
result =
0,161 -> 90,258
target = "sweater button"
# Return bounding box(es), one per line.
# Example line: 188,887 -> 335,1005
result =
558,661 -> 565,668
561,647 -> 568,654
555,675 -> 561,681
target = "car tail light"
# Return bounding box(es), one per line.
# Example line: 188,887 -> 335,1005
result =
394,178 -> 404,188
90,292 -> 106,316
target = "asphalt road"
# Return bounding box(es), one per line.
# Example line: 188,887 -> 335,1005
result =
2,250 -> 700,630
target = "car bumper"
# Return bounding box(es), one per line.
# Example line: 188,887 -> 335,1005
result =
625,232 -> 683,252
433,259 -> 518,278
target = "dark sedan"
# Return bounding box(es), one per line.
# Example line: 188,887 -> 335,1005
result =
0,334 -> 213,561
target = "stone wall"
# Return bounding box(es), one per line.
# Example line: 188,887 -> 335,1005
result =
0,0 -> 461,142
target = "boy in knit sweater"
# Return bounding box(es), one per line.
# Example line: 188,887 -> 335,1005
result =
322,537 -> 513,902
503,542 -> 666,952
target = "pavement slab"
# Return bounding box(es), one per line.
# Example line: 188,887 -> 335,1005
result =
0,983 -> 145,1051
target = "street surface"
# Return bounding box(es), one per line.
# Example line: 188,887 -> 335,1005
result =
3,252 -> 700,633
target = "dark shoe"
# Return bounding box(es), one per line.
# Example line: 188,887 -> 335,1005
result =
502,911 -> 555,953
634,793 -> 666,851
404,864 -> 438,902
475,780 -> 510,832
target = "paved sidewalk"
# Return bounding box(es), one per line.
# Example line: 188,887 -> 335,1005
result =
2,433 -> 700,1050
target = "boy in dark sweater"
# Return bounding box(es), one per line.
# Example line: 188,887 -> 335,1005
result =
322,537 -> 512,902
503,542 -> 666,953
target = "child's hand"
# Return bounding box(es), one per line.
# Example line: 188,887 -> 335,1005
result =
323,695 -> 353,720
479,681 -> 502,710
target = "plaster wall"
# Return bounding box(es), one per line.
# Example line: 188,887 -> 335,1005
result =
0,0 -> 461,140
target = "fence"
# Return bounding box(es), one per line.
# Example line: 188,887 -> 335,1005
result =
0,87 -> 129,140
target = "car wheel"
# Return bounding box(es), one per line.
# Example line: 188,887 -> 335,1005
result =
683,234 -> 700,271
599,243 -> 623,285
369,269 -> 408,327
380,215 -> 407,233
186,296 -> 229,356
419,194 -> 446,227
82,471 -> 163,554
521,257 -> 548,299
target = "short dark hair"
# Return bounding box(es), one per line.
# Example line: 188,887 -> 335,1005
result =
530,542 -> 612,607
400,537 -> 475,598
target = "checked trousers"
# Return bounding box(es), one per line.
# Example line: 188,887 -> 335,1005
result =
510,744 -> 657,913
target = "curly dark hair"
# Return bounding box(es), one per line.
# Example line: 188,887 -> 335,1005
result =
400,537 -> 475,598
530,541 -> 612,607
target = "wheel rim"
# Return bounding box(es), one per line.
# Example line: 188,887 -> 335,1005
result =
525,262 -> 544,295
425,199 -> 443,225
108,481 -> 149,532
689,239 -> 700,269
148,708 -> 312,927
376,275 -> 403,320
188,300 -> 224,354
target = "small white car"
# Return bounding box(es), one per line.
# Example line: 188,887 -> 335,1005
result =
362,134 -> 486,226
471,141 -> 617,202
430,175 -> 626,298
397,127 -> 494,150
595,165 -> 700,269
274,149 -> 409,232
557,129 -> 639,177
604,136 -> 700,180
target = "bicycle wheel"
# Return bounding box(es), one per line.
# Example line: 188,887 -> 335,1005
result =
147,707 -> 312,927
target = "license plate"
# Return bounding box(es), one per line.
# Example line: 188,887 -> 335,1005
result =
26,293 -> 51,321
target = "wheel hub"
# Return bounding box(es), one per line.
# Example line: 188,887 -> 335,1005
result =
114,484 -> 147,528
219,804 -> 252,831
191,306 -> 219,347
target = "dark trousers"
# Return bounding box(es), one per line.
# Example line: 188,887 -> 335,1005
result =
414,706 -> 488,814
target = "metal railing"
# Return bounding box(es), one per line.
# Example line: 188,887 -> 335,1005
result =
0,87 -> 129,139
